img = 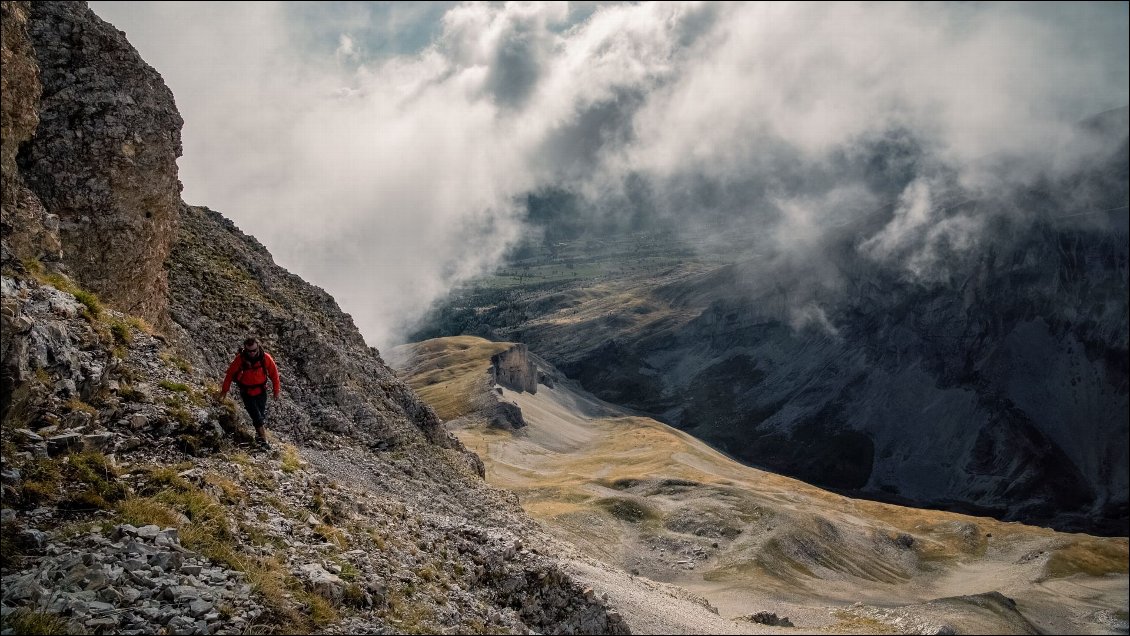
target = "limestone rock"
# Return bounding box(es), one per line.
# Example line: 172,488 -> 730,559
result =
21,1 -> 183,325
0,0 -> 60,265
491,344 -> 538,394
298,563 -> 344,602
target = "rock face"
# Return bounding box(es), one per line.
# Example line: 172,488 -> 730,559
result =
17,1 -> 183,326
491,344 -> 538,394
0,1 -> 60,267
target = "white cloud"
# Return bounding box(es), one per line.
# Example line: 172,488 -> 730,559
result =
87,1 -> 1128,347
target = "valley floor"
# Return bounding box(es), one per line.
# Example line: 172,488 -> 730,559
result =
395,336 -> 1130,635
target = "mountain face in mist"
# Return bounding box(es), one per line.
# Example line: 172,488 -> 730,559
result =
414,108 -> 1129,536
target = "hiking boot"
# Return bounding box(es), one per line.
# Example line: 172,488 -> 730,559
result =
257,439 -> 272,451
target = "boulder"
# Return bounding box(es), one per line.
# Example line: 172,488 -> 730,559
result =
298,563 -> 344,602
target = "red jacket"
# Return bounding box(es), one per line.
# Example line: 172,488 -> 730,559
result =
222,351 -> 280,397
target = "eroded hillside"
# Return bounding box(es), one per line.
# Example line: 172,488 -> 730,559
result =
395,335 -> 1130,634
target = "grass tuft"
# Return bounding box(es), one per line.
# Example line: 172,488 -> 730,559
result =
280,445 -> 302,474
159,379 -> 190,393
109,320 -> 133,345
0,608 -> 70,635
72,289 -> 102,320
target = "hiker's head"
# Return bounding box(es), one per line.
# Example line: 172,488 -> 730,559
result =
243,337 -> 261,356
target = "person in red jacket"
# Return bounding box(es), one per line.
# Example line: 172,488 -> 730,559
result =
219,337 -> 280,450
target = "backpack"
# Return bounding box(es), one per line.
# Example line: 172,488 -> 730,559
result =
237,351 -> 269,394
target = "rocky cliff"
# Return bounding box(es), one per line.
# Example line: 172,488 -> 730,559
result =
0,2 -> 628,633
491,344 -> 538,394
16,0 -> 182,326
0,1 -> 60,270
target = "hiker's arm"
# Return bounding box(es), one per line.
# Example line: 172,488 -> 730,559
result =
266,354 -> 281,398
219,357 -> 240,397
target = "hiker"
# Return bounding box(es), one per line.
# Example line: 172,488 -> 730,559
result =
218,337 -> 280,449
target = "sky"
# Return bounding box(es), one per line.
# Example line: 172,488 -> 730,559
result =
88,1 -> 1129,349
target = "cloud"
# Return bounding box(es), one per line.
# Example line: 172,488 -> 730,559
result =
87,1 -> 1128,347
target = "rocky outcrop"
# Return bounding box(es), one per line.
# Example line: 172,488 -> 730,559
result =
0,1 -> 60,267
491,343 -> 538,394
17,1 -> 183,326
487,389 -> 528,430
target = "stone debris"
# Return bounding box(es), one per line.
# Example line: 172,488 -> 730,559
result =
0,523 -> 262,636
837,603 -> 956,635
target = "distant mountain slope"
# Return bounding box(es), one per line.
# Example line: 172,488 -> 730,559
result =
413,111 -> 1129,536
395,335 -> 1129,634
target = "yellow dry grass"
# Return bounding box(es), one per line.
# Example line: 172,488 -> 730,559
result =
1045,537 -> 1130,579
392,336 -> 511,421
398,335 -> 1129,615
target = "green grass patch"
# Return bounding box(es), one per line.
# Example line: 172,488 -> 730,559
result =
160,352 -> 194,374
119,465 -> 237,565
158,379 -> 190,393
109,320 -> 133,345
72,289 -> 102,320
62,450 -> 129,511
17,451 -> 128,512
19,456 -> 62,507
0,608 -> 70,635
339,561 -> 360,582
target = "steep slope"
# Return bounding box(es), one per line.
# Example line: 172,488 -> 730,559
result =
395,335 -> 1130,635
0,2 -> 632,633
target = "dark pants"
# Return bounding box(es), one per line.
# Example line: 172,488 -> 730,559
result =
240,390 -> 269,429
